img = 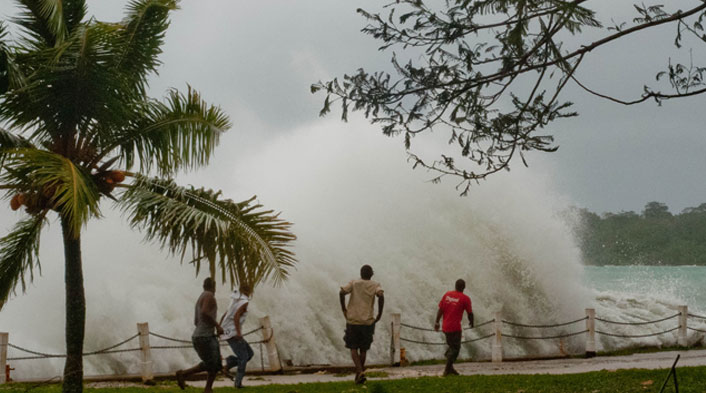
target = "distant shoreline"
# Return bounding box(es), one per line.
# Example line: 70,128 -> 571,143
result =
571,203 -> 706,266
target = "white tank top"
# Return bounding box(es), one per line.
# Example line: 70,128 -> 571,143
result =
221,291 -> 249,340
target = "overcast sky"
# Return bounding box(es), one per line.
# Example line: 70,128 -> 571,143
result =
1,0 -> 704,214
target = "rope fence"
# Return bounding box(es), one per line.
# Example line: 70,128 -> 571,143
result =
595,313 -> 680,326
2,308 -> 706,382
148,332 -> 190,344
7,334 -> 141,361
401,320 -> 494,332
400,333 -> 495,346
595,326 -> 680,339
149,325 -> 264,345
400,315 -> 588,344
502,316 -> 588,329
390,306 -> 706,364
503,330 -> 589,340
1,317 -> 284,382
466,320 -> 494,330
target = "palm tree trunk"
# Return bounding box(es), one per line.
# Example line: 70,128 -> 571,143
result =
61,217 -> 85,393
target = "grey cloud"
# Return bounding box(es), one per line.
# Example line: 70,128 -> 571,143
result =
1,0 -> 704,213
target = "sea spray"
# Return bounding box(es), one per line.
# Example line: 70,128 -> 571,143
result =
231,120 -> 591,364
1,120 -> 703,379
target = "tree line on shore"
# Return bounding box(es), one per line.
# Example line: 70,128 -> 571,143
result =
573,202 -> 706,266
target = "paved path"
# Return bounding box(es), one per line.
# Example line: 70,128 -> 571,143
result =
188,349 -> 706,388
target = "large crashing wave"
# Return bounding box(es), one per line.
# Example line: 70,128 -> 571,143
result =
1,120 -> 703,379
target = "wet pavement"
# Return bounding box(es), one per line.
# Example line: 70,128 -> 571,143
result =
186,349 -> 706,388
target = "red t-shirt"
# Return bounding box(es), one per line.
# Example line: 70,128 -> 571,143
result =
438,291 -> 472,333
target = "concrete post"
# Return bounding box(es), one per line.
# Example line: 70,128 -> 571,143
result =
0,332 -> 7,384
585,308 -> 596,358
259,316 -> 282,372
492,312 -> 503,363
678,305 -> 688,347
137,323 -> 154,382
390,313 -> 401,366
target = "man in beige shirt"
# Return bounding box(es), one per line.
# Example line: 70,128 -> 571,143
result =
339,264 -> 384,384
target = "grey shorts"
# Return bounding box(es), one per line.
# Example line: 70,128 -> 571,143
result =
192,335 -> 222,373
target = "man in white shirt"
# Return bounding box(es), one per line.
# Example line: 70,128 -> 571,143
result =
220,283 -> 254,389
339,265 -> 384,384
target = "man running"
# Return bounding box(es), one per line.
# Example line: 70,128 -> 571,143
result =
176,277 -> 224,393
220,283 -> 255,389
434,279 -> 474,376
340,264 -> 384,384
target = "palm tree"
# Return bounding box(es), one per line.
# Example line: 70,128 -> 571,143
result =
0,1 -> 296,392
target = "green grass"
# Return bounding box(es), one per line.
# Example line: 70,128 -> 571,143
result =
3,366 -> 704,393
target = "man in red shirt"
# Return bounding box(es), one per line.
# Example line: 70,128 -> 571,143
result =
434,279 -> 474,376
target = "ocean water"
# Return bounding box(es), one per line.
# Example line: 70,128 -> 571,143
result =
585,265 -> 706,313
584,265 -> 706,352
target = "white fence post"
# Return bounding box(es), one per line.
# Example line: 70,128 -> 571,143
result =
585,308 -> 596,358
390,313 -> 401,365
678,305 -> 688,347
0,332 -> 7,384
259,316 -> 282,372
137,323 -> 154,382
492,312 -> 503,363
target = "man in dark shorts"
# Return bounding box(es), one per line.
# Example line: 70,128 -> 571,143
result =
176,277 -> 224,393
434,279 -> 474,376
340,265 -> 384,384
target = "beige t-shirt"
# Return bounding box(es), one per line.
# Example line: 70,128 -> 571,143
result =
341,279 -> 384,325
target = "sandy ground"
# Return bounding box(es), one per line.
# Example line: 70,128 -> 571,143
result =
165,349 -> 706,388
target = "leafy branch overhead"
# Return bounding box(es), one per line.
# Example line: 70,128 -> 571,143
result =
313,0 -> 706,194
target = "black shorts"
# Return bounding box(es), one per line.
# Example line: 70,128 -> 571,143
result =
344,323 -> 375,350
192,335 -> 222,373
445,331 -> 462,350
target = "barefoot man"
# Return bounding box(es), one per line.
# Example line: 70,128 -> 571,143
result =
340,264 -> 384,384
176,277 -> 224,393
434,279 -> 474,376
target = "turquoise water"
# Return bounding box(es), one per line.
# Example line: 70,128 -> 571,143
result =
583,265 -> 706,350
584,265 -> 706,314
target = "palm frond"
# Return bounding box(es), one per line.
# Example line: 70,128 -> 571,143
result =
1,148 -> 101,236
0,214 -> 46,311
0,22 -> 129,142
62,0 -> 87,35
0,21 -> 11,94
0,22 -> 26,95
0,127 -> 34,168
119,175 -> 297,287
13,0 -> 69,47
0,128 -> 34,148
112,0 -> 178,93
97,87 -> 230,176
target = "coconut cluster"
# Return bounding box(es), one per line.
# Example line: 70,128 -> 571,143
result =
9,170 -> 126,214
94,170 -> 126,195
10,185 -> 59,214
